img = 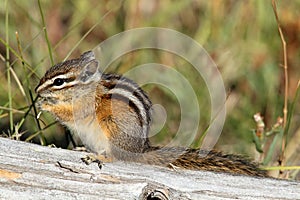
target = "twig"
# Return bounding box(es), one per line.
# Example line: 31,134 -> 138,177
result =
271,0 -> 289,176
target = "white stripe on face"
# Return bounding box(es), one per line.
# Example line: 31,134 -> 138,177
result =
36,73 -> 76,93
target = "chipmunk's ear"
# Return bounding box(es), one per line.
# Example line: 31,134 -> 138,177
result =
80,51 -> 95,63
78,60 -> 101,83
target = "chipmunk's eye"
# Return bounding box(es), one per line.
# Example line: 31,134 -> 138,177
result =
53,78 -> 65,86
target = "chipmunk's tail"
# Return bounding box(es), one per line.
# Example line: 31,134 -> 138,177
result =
140,147 -> 268,177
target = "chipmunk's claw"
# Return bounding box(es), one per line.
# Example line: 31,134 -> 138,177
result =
81,154 -> 103,169
168,163 -> 180,171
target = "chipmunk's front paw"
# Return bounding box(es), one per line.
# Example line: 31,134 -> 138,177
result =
81,154 -> 103,169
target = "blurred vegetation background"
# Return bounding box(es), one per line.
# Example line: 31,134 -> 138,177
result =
0,0 -> 299,179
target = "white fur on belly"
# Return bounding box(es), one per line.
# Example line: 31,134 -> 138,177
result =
65,116 -> 109,154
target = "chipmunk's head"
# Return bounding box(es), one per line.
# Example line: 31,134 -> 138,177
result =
35,51 -> 101,122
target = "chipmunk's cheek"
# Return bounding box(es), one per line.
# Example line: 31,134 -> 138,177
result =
36,101 -> 74,122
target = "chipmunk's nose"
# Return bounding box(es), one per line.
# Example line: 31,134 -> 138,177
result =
35,85 -> 39,93
35,76 -> 47,94
35,80 -> 41,93
35,81 -> 44,94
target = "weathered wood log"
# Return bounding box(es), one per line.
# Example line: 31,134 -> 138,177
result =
0,137 -> 299,199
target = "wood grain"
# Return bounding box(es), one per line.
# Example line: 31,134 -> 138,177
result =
0,137 -> 299,200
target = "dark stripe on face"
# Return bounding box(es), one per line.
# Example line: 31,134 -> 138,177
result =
38,76 -> 77,93
52,77 -> 76,86
102,93 -> 144,127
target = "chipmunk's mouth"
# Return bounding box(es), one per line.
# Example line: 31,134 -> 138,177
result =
36,96 -> 58,110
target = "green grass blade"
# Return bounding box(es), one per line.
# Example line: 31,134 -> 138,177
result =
263,129 -> 283,165
284,81 -> 300,146
38,0 -> 54,65
5,0 -> 13,132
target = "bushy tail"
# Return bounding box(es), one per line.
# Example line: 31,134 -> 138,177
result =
140,147 -> 268,177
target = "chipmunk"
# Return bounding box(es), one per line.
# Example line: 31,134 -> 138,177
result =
35,51 -> 267,177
